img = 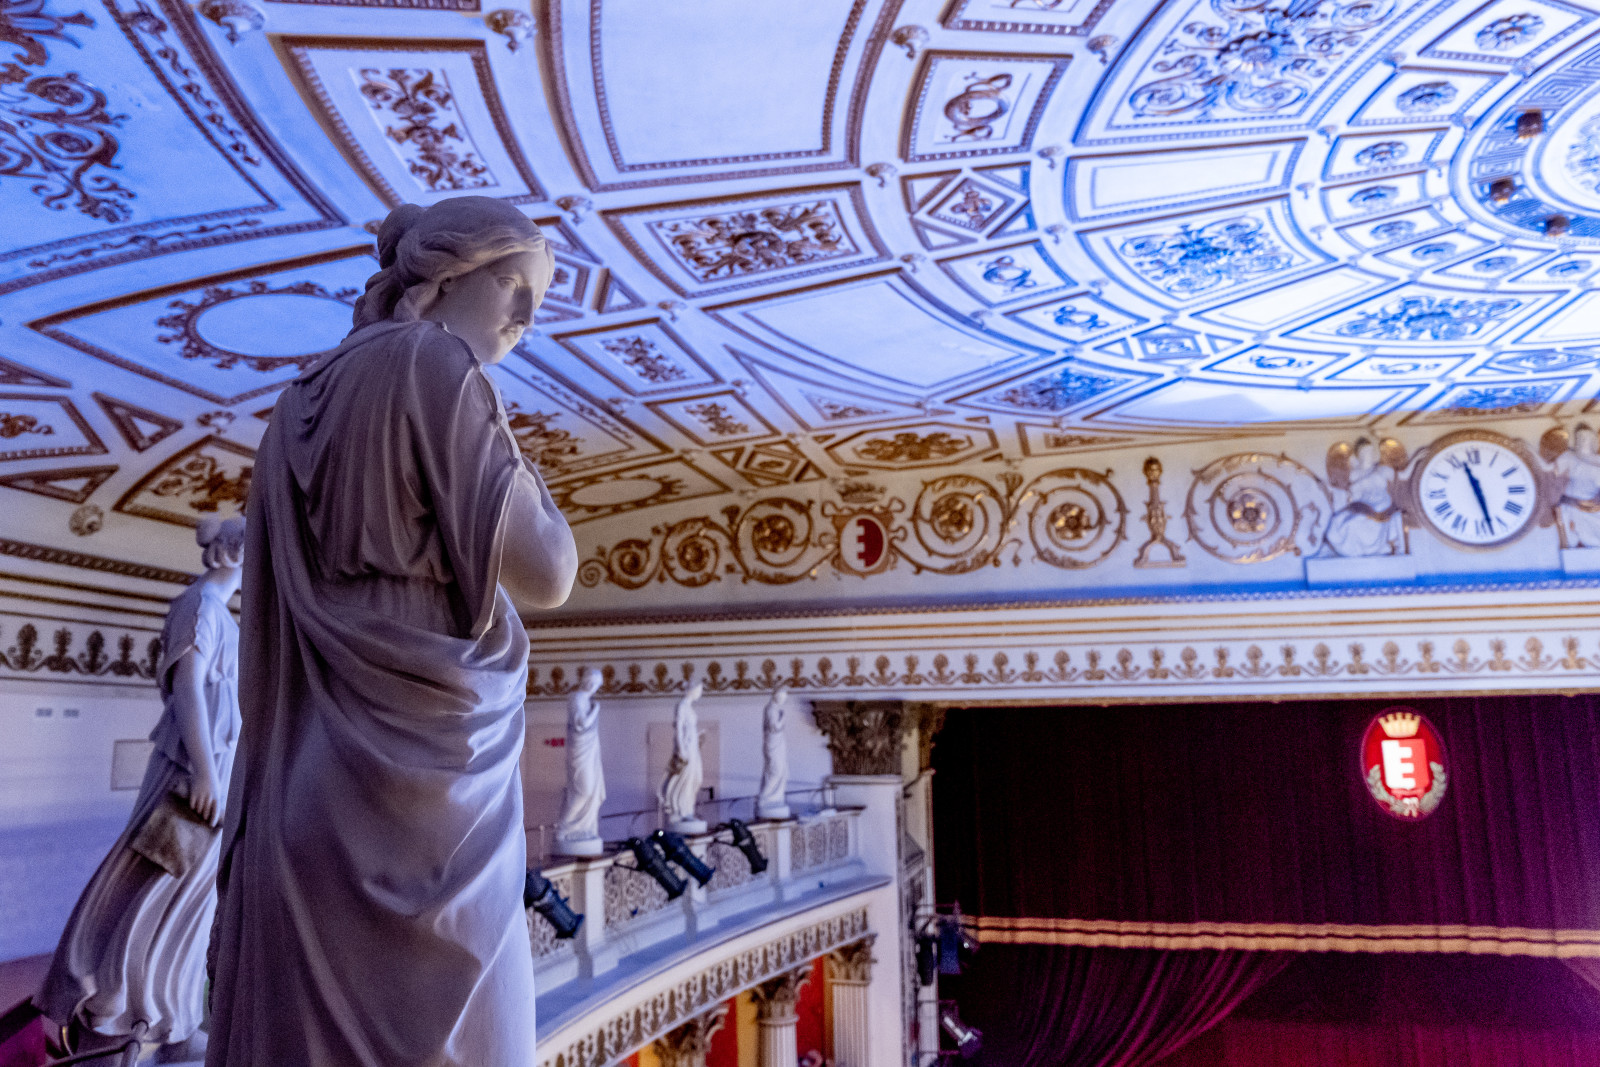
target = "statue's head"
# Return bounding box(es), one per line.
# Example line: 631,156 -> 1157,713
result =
352,196 -> 554,364
1578,425 -> 1598,455
1353,438 -> 1378,470
197,516 -> 246,570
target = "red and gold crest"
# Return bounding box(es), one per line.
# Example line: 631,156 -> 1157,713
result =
1361,707 -> 1447,820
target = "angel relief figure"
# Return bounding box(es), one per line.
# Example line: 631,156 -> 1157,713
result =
1323,438 -> 1409,557
1541,425 -> 1600,548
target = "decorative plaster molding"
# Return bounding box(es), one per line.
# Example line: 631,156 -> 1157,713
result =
525,591 -> 1600,702
0,614 -> 161,683
812,701 -> 909,775
539,906 -> 869,1067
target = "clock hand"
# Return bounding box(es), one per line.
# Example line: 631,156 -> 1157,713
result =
1463,463 -> 1493,527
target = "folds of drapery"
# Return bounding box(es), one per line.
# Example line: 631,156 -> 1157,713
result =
943,944 -> 1286,1067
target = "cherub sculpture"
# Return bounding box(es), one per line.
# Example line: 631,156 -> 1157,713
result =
554,667 -> 606,856
1324,438 -> 1408,557
660,682 -> 707,833
1542,425 -> 1600,548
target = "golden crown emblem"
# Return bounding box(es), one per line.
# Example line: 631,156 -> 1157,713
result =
1378,711 -> 1421,738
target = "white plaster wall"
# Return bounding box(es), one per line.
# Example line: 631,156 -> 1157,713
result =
521,692 -> 834,848
0,680 -> 162,961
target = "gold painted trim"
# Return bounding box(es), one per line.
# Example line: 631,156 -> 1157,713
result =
972,916 -> 1600,957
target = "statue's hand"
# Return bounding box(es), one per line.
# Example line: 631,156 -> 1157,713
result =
189,768 -> 221,827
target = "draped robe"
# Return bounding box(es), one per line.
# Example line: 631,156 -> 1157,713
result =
207,320 -> 535,1067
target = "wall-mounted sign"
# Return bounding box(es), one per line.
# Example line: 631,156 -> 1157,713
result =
1362,707 -> 1448,820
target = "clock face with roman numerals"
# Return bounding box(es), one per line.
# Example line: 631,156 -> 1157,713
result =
1415,433 -> 1538,548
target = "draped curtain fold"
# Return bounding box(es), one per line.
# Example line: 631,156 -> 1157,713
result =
957,945 -> 1287,1067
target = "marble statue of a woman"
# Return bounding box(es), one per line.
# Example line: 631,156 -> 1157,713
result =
207,197 -> 577,1067
555,668 -> 606,857
1547,425 -> 1600,548
661,683 -> 707,833
35,517 -> 244,1060
756,685 -> 791,820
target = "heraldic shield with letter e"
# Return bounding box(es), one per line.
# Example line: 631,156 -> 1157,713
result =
1362,707 -> 1448,820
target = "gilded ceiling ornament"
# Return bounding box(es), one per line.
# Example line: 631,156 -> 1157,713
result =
651,200 -> 855,283
864,161 -> 896,187
67,501 -> 101,535
1118,215 -> 1294,297
0,410 -> 52,437
1332,295 -> 1523,343
148,451 -> 250,514
1023,468 -> 1127,569
889,24 -> 927,59
357,67 -> 494,192
598,335 -> 688,385
855,431 -> 967,464
1087,35 -> 1118,64
1476,13 -> 1542,50
1395,80 -> 1456,114
0,19 -> 134,225
1126,0 -> 1394,119
484,8 -> 533,51
556,194 -> 591,222
1185,453 -> 1331,563
1353,140 -> 1407,167
944,73 -> 1013,141
196,0 -> 262,44
682,401 -> 749,438
505,404 -> 580,471
154,280 -> 357,372
981,364 -> 1130,412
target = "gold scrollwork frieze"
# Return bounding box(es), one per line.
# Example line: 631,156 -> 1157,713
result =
576,466 -> 1128,590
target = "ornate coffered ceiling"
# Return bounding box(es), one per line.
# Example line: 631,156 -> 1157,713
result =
9,0 -> 1600,618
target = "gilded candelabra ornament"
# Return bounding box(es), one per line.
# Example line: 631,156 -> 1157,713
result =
1185,453 -> 1332,563
1133,457 -> 1185,568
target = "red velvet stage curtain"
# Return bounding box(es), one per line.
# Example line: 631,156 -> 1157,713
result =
1158,952 -> 1600,1067
940,945 -> 1287,1067
933,695 -> 1600,932
931,696 -> 1600,1066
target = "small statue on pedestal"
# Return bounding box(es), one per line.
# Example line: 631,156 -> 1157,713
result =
1323,438 -> 1408,557
756,686 -> 791,820
660,683 -> 707,833
1543,425 -> 1600,548
554,668 -> 606,856
35,517 -> 245,1062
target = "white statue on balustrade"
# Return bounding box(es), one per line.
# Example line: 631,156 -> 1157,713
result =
1323,438 -> 1409,558
555,667 -> 606,857
757,685 -> 792,820
31,518 -> 245,1063
1542,425 -> 1600,548
661,682 -> 708,833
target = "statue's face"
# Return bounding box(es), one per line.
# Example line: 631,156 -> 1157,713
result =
1579,428 -> 1598,455
429,249 -> 551,364
1354,441 -> 1377,470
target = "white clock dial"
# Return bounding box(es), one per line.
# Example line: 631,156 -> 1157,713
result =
1417,437 -> 1537,546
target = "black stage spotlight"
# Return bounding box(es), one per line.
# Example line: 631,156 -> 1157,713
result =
937,915 -> 979,976
915,931 -> 939,986
523,869 -> 584,939
650,829 -> 716,886
720,818 -> 768,874
622,836 -> 688,899
939,1005 -> 984,1059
